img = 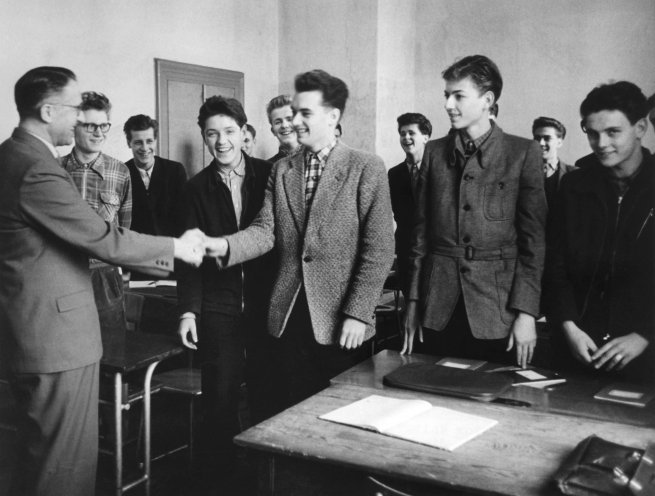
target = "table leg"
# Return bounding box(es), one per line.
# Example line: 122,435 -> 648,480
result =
143,361 -> 159,496
114,372 -> 123,496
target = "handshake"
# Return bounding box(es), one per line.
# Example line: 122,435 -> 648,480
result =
173,228 -> 229,267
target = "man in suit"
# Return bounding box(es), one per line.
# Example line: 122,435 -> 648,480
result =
207,70 -> 394,407
123,114 -> 187,238
0,66 -> 204,496
176,96 -> 275,486
266,94 -> 300,163
532,116 -> 575,210
388,112 -> 432,298
403,55 -> 546,368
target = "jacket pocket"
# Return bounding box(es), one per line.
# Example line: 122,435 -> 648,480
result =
56,289 -> 94,313
483,182 -> 517,221
100,192 -> 121,223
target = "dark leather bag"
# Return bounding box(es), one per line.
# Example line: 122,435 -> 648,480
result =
554,435 -> 655,496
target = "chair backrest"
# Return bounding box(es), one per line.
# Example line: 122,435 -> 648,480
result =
124,292 -> 145,332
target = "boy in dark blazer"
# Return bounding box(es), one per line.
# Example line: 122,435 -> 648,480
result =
176,96 -> 275,486
0,67 -> 203,496
388,112 -> 432,298
404,55 -> 546,368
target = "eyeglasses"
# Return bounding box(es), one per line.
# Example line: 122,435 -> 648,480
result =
44,102 -> 83,112
78,122 -> 112,134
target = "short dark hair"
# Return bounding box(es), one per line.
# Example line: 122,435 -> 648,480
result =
580,81 -> 647,126
294,69 -> 349,115
266,94 -> 292,123
123,114 -> 159,141
532,116 -> 566,139
80,91 -> 112,116
15,66 -> 77,119
197,95 -> 247,132
646,93 -> 655,121
442,55 -> 503,103
397,113 -> 432,137
245,123 -> 256,138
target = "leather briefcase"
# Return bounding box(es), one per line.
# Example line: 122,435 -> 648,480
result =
554,435 -> 655,496
383,362 -> 513,401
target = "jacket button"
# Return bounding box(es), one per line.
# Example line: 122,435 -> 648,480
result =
303,256 -> 312,263
463,204 -> 471,211
463,235 -> 471,243
460,267 -> 468,274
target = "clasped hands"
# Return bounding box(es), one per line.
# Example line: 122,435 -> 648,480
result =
173,229 -> 229,267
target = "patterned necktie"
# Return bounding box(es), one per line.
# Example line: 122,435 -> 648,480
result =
305,152 -> 321,207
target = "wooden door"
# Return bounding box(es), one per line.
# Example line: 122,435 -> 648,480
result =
156,59 -> 244,178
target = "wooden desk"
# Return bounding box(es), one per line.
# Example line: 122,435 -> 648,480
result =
235,351 -> 655,495
332,350 -> 655,428
101,331 -> 183,496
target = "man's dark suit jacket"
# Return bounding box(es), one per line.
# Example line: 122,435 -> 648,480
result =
388,161 -> 416,295
125,156 -> 187,237
0,128 -> 174,374
177,154 -> 274,317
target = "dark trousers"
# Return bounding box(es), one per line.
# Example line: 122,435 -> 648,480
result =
418,296 -> 514,365
279,289 -> 368,409
9,362 -> 99,496
197,312 -> 245,472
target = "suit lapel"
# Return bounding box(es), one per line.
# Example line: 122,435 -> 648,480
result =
283,152 -> 306,233
305,143 -> 347,239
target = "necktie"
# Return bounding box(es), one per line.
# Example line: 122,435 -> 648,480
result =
464,140 -> 476,157
305,152 -> 321,207
143,169 -> 151,190
410,164 -> 419,195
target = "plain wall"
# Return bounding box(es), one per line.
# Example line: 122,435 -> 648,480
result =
1,0 -> 653,168
0,0 -> 280,164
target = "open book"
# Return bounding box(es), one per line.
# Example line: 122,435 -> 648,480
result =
319,394 -> 497,451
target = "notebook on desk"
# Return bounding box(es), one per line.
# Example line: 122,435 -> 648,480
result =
383,362 -> 513,402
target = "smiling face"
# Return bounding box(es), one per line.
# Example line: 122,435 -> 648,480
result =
583,110 -> 646,177
128,128 -> 157,169
444,76 -> 492,135
202,114 -> 245,169
292,90 -> 339,152
269,105 -> 298,149
533,126 -> 563,164
399,123 -> 429,161
75,109 -> 110,155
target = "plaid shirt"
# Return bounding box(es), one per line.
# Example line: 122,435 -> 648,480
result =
304,140 -> 336,207
62,150 -> 132,228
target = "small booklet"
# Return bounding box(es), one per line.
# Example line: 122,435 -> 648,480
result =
319,394 -> 498,451
488,366 -> 566,389
129,280 -> 177,288
435,357 -> 487,371
594,384 -> 655,408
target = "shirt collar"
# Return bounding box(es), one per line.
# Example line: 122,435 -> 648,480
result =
70,149 -> 105,176
216,153 -> 246,179
305,140 -> 337,164
25,131 -> 58,158
458,122 -> 494,154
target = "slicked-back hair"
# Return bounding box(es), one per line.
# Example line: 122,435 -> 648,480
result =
245,123 -> 256,138
397,113 -> 432,137
580,81 -> 647,126
123,114 -> 159,141
197,95 -> 247,132
442,55 -> 503,103
266,94 -> 292,123
15,66 -> 76,119
294,69 -> 349,115
532,116 -> 566,139
80,91 -> 112,117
